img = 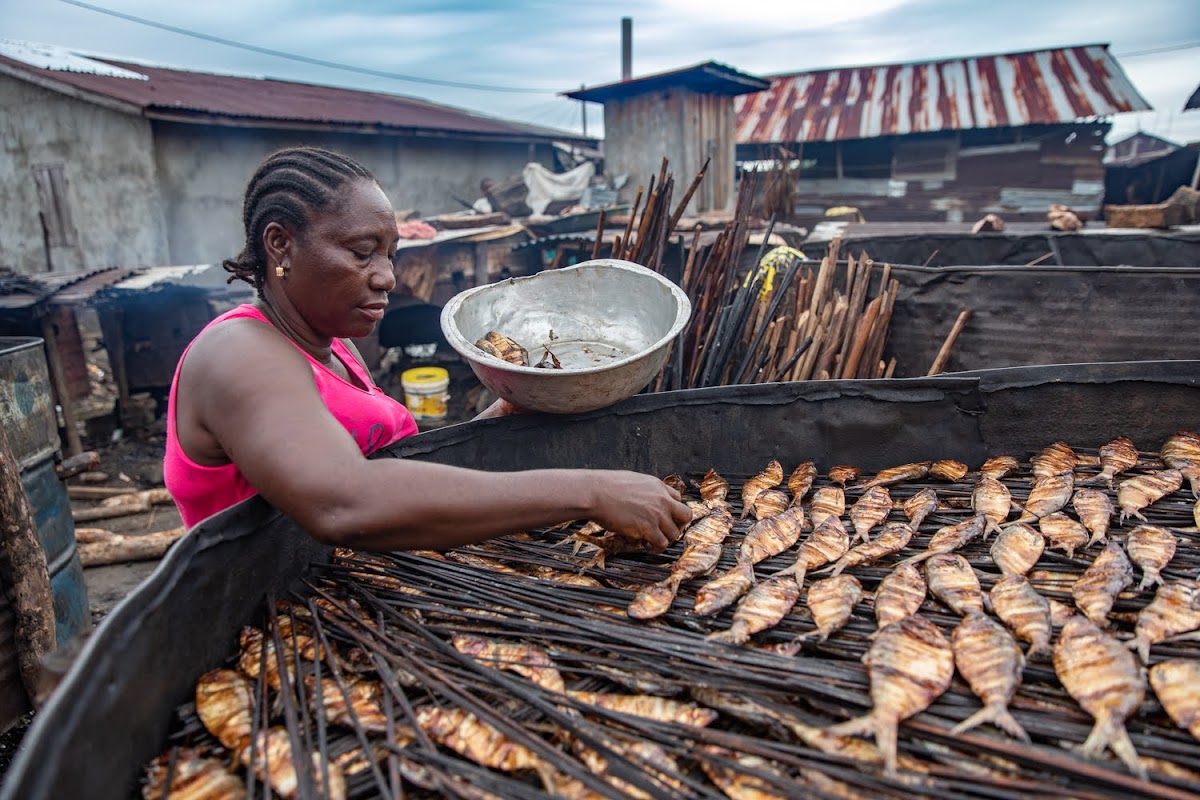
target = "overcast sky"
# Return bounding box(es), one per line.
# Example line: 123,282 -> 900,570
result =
4,0 -> 1199,145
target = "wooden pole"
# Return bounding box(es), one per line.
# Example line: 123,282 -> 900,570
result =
75,527 -> 185,567
927,310 -> 972,376
0,425 -> 56,702
38,313 -> 82,457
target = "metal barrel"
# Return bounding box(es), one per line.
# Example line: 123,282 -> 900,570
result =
0,337 -> 90,726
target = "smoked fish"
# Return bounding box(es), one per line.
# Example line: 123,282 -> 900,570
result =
775,516 -> 851,588
972,475 -> 1013,536
752,489 -> 790,520
860,462 -> 932,490
1125,525 -> 1177,590
929,460 -> 969,482
1053,615 -> 1148,780
1040,512 -> 1090,558
809,486 -> 846,529
828,464 -> 861,486
694,506 -> 804,615
988,575 -> 1053,660
1129,579 -> 1200,664
989,522 -> 1044,577
1071,542 -> 1134,627
950,611 -> 1030,741
1072,488 -> 1114,547
801,574 -> 863,641
143,748 -> 246,800
849,486 -> 893,543
741,460 -> 784,519
695,468 -> 730,507
899,513 -> 986,566
1160,430 -> 1200,498
1030,441 -> 1078,481
980,455 -> 1020,480
903,488 -> 939,530
195,669 -> 254,752
629,505 -> 734,620
1014,473 -> 1074,524
788,460 -> 818,505
708,574 -> 802,646
451,634 -> 566,693
873,562 -> 927,632
1117,469 -> 1183,524
241,727 -> 347,800
1148,659 -> 1200,740
828,615 -> 955,775
1083,437 -> 1138,489
925,553 -> 984,617
828,522 -> 914,576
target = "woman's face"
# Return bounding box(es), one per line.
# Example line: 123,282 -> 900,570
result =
278,177 -> 399,340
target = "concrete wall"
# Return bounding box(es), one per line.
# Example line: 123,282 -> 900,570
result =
151,124 -> 555,266
0,73 -> 170,275
603,89 -> 736,213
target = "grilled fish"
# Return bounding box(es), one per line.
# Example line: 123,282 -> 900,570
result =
1082,437 -> 1138,489
694,506 -> 805,615
709,575 -> 802,645
809,486 -> 846,529
568,734 -> 685,800
697,746 -> 790,800
1053,615 -> 1148,781
989,575 -> 1053,660
1031,441 -> 1078,481
475,331 -> 529,366
1071,542 -> 1134,627
1014,473 -> 1074,523
143,748 -> 246,800
661,473 -> 688,496
1125,525 -> 1177,591
775,516 -> 851,587
1129,579 -> 1200,663
827,522 -> 914,576
873,562 -> 927,632
195,669 -> 253,752
860,462 -> 932,490
1160,430 -> 1200,497
752,488 -> 790,520
451,634 -> 566,693
629,506 -> 734,619
828,615 -> 955,775
1148,659 -> 1200,740
828,464 -> 861,486
1040,512 -> 1090,558
989,522 -> 1044,577
1117,469 -> 1183,524
925,553 -> 984,617
242,727 -> 347,800
929,459 -> 969,482
306,675 -> 391,733
565,691 -> 718,727
801,574 -> 863,641
238,623 -> 321,692
980,455 -> 1020,480
416,707 -> 543,773
950,611 -> 1030,741
695,468 -> 730,507
903,488 -> 939,530
740,460 -> 784,519
849,486 -> 893,543
899,513 -> 985,566
1072,488 -> 1114,548
972,475 -> 1013,536
788,460 -> 818,505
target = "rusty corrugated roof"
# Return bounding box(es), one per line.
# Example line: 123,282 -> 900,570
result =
0,41 -> 588,143
735,44 -> 1151,145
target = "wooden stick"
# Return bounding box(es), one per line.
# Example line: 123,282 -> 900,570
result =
68,485 -> 138,500
97,487 -> 173,508
1024,252 -> 1054,267
76,527 -> 186,567
842,295 -> 882,379
927,310 -> 972,376
590,209 -> 607,260
73,501 -> 151,522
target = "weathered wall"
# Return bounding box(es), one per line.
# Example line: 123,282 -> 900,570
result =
0,74 -> 170,275
604,90 -> 736,213
151,124 -> 554,265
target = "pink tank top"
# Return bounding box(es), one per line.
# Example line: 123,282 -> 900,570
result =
164,304 -> 418,528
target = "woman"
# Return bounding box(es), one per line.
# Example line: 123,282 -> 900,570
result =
165,146 -> 690,551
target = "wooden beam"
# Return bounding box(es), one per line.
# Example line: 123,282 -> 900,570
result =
39,313 -> 82,457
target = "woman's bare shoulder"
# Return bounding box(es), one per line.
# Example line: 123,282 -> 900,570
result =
181,315 -> 309,392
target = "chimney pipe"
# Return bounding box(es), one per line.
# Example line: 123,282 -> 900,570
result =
621,17 -> 632,81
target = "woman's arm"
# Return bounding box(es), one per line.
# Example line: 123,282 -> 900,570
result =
179,322 -> 689,552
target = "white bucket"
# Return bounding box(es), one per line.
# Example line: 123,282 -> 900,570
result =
400,366 -> 450,422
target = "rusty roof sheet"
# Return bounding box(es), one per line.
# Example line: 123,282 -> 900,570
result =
735,44 -> 1151,145
0,41 -> 587,143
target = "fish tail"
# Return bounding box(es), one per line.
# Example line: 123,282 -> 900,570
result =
1103,722 -> 1149,781
952,704 -> 1030,742
1137,571 -> 1161,591
1026,637 -> 1051,662
827,712 -> 874,739
1086,532 -> 1107,548
1128,635 -> 1150,665
896,551 -> 931,567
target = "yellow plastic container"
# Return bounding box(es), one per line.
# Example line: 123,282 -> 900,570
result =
400,367 -> 450,422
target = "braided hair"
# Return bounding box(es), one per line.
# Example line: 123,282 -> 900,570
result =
223,147 -> 375,297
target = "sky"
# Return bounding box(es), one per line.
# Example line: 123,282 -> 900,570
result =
3,0 -> 1199,146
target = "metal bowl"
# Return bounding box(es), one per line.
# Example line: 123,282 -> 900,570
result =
440,259 -> 691,413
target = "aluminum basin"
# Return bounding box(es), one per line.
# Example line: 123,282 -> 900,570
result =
440,259 -> 691,413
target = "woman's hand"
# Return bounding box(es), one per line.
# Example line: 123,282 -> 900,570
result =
585,471 -> 692,551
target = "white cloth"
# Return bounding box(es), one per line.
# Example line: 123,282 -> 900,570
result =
522,161 -> 595,215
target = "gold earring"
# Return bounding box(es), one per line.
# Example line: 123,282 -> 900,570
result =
275,264 -> 286,278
